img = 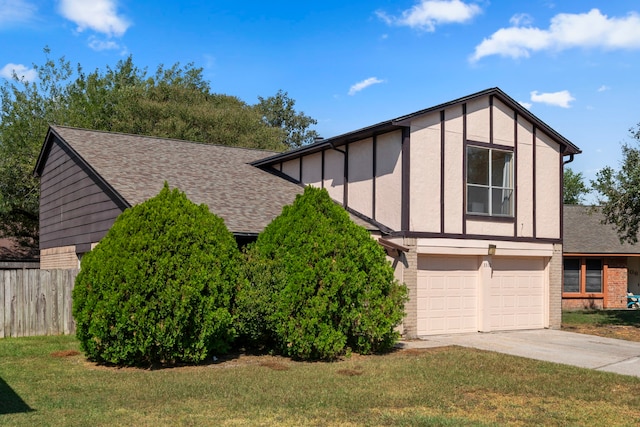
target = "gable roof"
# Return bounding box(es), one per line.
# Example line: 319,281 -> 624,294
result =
253,87 -> 581,167
563,204 -> 640,255
34,126 -> 304,235
34,126 -> 377,235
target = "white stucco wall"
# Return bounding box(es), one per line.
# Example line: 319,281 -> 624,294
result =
375,130 -> 403,230
348,138 -> 373,218
466,97 -> 490,144
281,158 -> 300,182
535,131 -> 561,239
516,117 -> 535,238
301,152 -> 322,187
409,112 -> 441,232
323,148 -> 344,204
443,105 -> 464,234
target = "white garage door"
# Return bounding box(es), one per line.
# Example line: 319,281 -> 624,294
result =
417,256 -> 479,335
489,257 -> 545,330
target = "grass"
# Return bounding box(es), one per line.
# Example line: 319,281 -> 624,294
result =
2,336 -> 640,426
562,309 -> 640,342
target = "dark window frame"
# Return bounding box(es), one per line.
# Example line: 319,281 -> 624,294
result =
562,257 -> 604,296
466,144 -> 514,218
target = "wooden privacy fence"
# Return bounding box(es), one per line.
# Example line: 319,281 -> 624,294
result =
0,269 -> 79,338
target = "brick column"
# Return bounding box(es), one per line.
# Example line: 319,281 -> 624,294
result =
401,237 -> 418,338
548,243 -> 563,329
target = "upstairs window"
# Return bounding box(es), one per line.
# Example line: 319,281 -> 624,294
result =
466,146 -> 513,216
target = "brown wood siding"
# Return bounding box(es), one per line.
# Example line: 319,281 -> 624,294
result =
39,137 -> 125,251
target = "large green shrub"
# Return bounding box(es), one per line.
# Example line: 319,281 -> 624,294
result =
73,183 -> 238,366
235,186 -> 407,360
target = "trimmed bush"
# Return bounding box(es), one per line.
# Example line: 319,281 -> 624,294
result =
235,186 -> 407,360
73,183 -> 238,366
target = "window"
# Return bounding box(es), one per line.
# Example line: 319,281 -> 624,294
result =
563,258 -> 603,294
563,258 -> 580,293
466,146 -> 513,216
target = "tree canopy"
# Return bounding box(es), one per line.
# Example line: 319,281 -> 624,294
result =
0,48 -> 318,249
592,127 -> 640,244
563,167 -> 590,205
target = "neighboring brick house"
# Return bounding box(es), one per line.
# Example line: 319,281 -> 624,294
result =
34,87 -> 580,337
563,204 -> 640,309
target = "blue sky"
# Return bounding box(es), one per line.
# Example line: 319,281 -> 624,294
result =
2,0 -> 640,200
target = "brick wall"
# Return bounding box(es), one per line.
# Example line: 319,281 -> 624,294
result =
605,257 -> 628,309
401,238 -> 418,338
40,246 -> 79,269
562,297 -> 604,310
548,244 -> 563,329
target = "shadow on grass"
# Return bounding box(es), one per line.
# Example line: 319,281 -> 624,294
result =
0,377 -> 33,415
566,310 -> 640,327
598,310 -> 640,326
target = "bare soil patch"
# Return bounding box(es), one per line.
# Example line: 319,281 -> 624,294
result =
562,324 -> 640,342
50,350 -> 81,358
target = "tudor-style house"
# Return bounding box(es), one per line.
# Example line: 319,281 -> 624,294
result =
35,88 -> 580,338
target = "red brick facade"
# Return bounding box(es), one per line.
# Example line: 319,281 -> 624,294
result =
605,258 -> 628,309
562,257 -> 629,310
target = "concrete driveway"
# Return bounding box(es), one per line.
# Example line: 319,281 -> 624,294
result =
399,329 -> 640,378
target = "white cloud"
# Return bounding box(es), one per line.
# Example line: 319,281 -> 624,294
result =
348,77 -> 385,95
518,101 -> 532,109
509,13 -> 533,27
597,85 -> 610,92
471,9 -> 640,62
530,90 -> 575,108
58,0 -> 130,37
88,36 -> 121,51
0,63 -> 37,82
377,0 -> 482,32
0,0 -> 37,26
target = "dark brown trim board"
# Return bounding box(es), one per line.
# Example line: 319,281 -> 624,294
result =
344,143 -> 349,207
462,103 -> 467,235
532,125 -> 537,238
372,135 -> 377,221
513,110 -> 519,238
489,94 -> 494,145
440,109 -> 445,234
393,230 -> 562,244
401,127 -> 411,231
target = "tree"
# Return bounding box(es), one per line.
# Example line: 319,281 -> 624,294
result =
0,48 -> 317,250
235,186 -> 407,360
73,184 -> 238,366
592,131 -> 640,244
256,90 -> 319,149
563,167 -> 590,204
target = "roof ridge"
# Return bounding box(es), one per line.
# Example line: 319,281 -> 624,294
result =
50,125 -> 282,155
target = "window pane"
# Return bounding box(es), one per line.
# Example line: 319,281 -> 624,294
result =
467,147 -> 489,185
467,185 -> 489,214
563,259 -> 580,293
491,188 -> 513,216
585,259 -> 602,293
491,151 -> 513,188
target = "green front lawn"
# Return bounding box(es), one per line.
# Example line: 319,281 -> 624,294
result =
562,310 -> 640,342
1,335 -> 640,426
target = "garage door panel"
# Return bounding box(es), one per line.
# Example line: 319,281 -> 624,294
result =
489,257 -> 545,331
417,256 -> 479,335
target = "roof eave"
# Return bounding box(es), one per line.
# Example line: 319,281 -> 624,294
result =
393,87 -> 581,156
251,120 -> 401,167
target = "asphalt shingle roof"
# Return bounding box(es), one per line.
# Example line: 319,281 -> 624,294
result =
563,204 -> 640,254
49,126 -> 305,235
46,126 -> 377,235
